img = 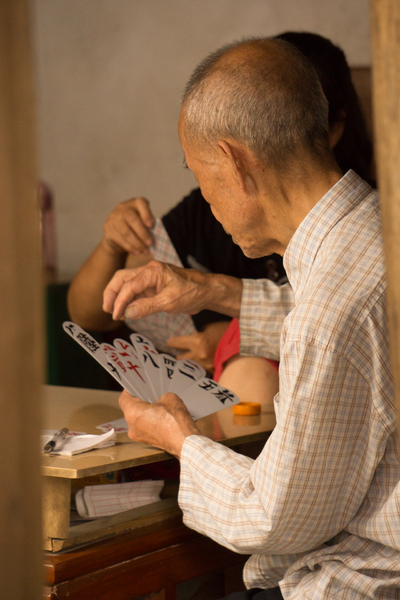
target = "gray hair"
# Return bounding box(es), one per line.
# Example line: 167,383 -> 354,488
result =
182,37 -> 331,171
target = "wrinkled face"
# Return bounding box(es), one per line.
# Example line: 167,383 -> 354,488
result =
178,112 -> 284,258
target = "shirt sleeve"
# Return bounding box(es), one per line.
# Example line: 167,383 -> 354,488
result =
239,279 -> 295,360
179,341 -> 383,559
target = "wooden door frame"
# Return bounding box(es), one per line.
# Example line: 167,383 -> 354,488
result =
371,0 -> 400,441
0,1 -> 43,598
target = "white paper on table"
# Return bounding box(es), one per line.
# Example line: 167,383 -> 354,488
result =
42,429 -> 116,456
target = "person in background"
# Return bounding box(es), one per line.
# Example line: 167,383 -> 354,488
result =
103,36 -> 400,599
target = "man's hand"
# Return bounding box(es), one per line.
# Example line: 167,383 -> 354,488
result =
101,197 -> 155,256
119,390 -> 201,458
168,321 -> 231,373
103,260 -> 242,322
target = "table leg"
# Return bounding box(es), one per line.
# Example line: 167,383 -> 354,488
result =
42,476 -> 71,541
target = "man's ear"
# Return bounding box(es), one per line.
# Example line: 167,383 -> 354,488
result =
217,139 -> 248,190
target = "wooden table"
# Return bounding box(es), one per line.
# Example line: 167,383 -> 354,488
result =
44,515 -> 250,600
42,385 -> 276,599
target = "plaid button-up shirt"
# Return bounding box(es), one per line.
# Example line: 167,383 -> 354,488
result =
179,171 -> 400,599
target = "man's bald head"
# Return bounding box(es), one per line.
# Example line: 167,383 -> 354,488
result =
182,38 -> 333,172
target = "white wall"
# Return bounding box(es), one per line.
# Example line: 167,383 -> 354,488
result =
32,0 -> 371,280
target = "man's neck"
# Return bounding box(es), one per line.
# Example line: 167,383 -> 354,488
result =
262,162 -> 343,252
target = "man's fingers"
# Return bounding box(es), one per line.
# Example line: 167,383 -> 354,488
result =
118,389 -> 199,456
119,389 -> 143,412
102,287 -> 118,316
124,298 -> 151,320
103,261 -> 211,323
118,390 -> 152,443
111,282 -> 141,320
103,269 -> 139,316
103,263 -> 160,319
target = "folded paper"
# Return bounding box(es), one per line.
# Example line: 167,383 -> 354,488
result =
75,479 -> 164,518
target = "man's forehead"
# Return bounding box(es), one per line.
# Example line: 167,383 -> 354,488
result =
179,120 -> 215,167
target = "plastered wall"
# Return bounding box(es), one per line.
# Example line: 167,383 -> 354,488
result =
32,0 -> 371,280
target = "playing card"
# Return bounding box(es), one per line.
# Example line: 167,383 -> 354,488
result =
100,343 -> 155,402
129,332 -> 161,355
138,348 -> 163,399
129,333 -> 163,399
177,358 -> 206,379
106,339 -> 155,398
96,417 -> 129,433
179,377 -> 240,420
113,338 -> 140,360
64,322 -> 240,421
157,353 -> 178,394
63,321 -> 129,391
167,358 -> 206,395
112,338 -> 158,400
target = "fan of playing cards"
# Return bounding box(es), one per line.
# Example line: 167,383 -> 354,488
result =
63,321 -> 240,420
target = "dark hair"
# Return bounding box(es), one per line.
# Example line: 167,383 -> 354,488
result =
182,37 -> 333,172
276,31 -> 374,185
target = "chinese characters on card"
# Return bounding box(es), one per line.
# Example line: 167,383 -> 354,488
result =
63,321 -> 240,420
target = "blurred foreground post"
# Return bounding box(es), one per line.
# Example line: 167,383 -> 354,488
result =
0,0 -> 44,598
371,0 -> 400,443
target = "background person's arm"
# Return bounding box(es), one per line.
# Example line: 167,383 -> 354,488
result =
67,197 -> 155,331
67,241 -> 152,331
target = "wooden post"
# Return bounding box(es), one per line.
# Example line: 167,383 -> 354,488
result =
371,0 -> 400,443
0,1 -> 44,598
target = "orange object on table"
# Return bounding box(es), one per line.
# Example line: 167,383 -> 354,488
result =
233,402 -> 261,415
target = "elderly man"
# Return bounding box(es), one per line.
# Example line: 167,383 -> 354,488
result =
103,38 -> 400,599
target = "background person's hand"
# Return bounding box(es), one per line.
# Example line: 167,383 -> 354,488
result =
168,321 -> 231,373
101,197 -> 155,256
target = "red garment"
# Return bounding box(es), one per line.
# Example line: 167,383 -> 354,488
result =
213,318 -> 279,381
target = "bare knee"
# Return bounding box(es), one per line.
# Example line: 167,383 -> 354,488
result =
218,355 -> 279,406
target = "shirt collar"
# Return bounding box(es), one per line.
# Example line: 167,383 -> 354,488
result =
283,170 -> 373,298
